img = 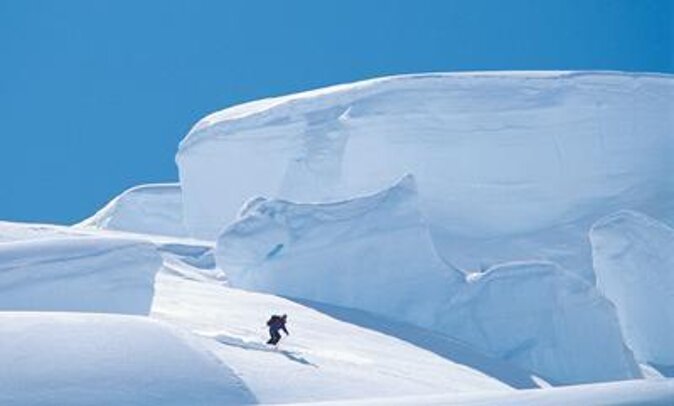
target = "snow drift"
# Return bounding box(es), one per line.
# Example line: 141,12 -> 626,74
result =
0,237 -> 161,314
0,312 -> 255,405
178,71 -> 674,279
216,175 -> 463,328
77,183 -> 188,238
438,261 -> 641,385
590,210 -> 674,366
216,178 -> 639,384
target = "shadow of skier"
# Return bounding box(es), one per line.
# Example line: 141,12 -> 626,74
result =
212,334 -> 318,368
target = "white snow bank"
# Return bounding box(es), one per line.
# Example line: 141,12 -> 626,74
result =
292,378 -> 674,406
216,175 -> 463,328
77,183 -> 188,238
151,272 -> 511,405
590,210 -> 674,365
0,220 -> 89,243
216,178 -> 639,384
438,261 -> 641,385
0,312 -> 255,406
0,237 -> 161,314
178,71 -> 674,279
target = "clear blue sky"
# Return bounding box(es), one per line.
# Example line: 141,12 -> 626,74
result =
1,0 -> 672,224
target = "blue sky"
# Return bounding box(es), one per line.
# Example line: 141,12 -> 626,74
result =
1,0 -> 672,224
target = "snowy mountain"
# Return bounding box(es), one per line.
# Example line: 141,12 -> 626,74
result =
3,71 -> 674,405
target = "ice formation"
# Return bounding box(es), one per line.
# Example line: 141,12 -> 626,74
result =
590,210 -> 674,366
216,175 -> 463,328
216,177 -> 640,384
77,183 -> 188,238
438,261 -> 641,385
0,312 -> 256,405
0,237 -> 161,314
178,71 -> 674,279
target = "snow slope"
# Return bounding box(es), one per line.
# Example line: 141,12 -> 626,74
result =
590,210 -> 674,366
77,183 -> 188,238
151,271 -> 513,404
0,312 -> 255,405
0,236 -> 161,314
177,71 -> 674,280
292,379 -> 674,406
215,178 -> 639,384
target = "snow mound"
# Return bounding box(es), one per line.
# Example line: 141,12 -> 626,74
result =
178,71 -> 674,279
590,210 -> 674,365
0,312 -> 255,406
0,237 -> 161,314
77,183 -> 188,238
438,261 -> 641,385
216,175 -> 463,328
216,178 -> 639,384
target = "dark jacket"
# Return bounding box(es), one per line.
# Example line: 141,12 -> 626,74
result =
267,315 -> 289,334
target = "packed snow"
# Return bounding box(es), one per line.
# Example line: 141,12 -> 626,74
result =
77,183 -> 188,238
178,71 -> 674,281
0,312 -> 256,405
590,210 -> 674,367
151,271 -> 514,404
0,236 -> 161,314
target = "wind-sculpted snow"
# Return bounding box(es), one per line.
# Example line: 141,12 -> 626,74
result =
438,261 -> 641,385
590,210 -> 674,366
216,175 -> 464,328
0,313 -> 256,405
77,183 -> 188,238
216,177 -> 640,384
0,237 -> 161,314
178,71 -> 674,279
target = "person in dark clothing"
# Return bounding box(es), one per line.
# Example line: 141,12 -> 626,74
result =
266,314 -> 289,345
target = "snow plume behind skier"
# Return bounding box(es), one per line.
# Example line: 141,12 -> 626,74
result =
266,314 -> 289,345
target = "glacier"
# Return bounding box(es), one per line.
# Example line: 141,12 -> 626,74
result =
590,210 -> 674,367
178,71 -> 674,280
216,177 -> 640,384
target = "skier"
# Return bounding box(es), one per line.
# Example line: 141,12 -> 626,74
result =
266,314 -> 289,345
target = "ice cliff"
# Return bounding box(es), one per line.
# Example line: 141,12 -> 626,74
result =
178,71 -> 674,279
216,177 -> 640,384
